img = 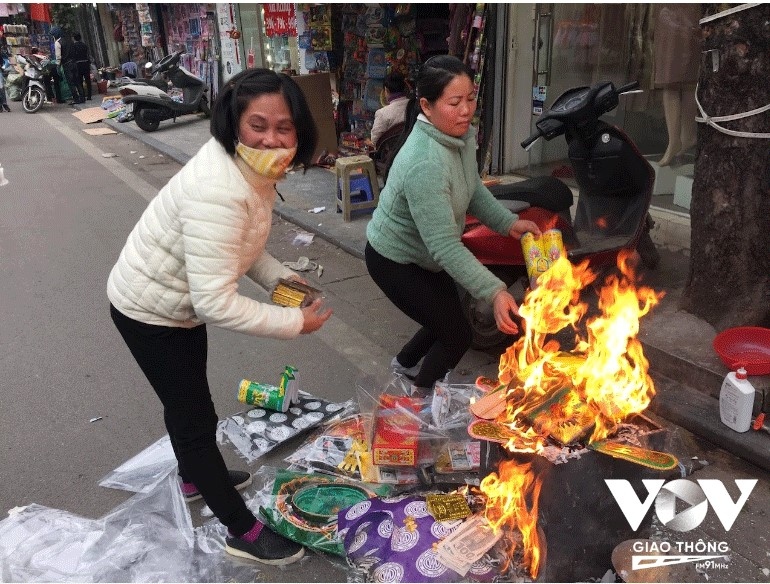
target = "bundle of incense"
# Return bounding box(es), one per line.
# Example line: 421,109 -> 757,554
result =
271,278 -> 322,308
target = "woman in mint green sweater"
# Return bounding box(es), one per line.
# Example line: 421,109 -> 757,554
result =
366,55 -> 541,393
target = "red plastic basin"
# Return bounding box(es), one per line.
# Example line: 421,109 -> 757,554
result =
713,326 -> 770,375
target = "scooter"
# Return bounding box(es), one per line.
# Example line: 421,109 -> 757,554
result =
460,80 -> 659,349
16,54 -> 50,113
120,51 -> 209,132
116,61 -> 171,97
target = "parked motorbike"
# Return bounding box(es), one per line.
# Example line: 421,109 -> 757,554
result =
115,61 -> 171,98
120,51 -> 209,132
461,80 -> 660,349
16,54 -> 50,113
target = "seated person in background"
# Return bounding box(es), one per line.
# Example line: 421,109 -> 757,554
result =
370,71 -> 410,147
121,61 -> 138,78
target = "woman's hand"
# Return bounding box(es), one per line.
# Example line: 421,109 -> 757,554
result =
508,219 -> 542,240
492,289 -> 520,335
300,299 -> 332,334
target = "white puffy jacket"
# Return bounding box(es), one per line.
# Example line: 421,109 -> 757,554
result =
107,137 -> 304,339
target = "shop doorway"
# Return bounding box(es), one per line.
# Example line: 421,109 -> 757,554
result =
508,4 -> 666,180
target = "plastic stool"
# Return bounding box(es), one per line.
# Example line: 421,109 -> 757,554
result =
335,155 -> 380,222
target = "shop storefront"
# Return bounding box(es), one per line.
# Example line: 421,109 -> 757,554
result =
158,4 -> 220,96
493,3 -> 698,211
5,2 -> 694,213
260,3 -> 298,73
1,3 -> 52,58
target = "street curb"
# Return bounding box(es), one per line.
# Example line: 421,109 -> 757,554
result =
650,374 -> 770,473
103,116 -> 192,164
273,203 -> 366,261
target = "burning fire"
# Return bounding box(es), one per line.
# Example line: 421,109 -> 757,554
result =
481,460 -> 543,577
496,249 -> 663,448
479,250 -> 664,578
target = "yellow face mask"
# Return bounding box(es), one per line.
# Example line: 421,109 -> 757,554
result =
235,142 -> 297,180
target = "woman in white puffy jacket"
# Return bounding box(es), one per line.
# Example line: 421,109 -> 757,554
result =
108,68 -> 331,566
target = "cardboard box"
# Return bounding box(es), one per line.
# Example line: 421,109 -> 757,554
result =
372,396 -> 421,467
291,73 -> 338,161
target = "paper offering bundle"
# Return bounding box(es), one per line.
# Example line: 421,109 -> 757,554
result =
272,278 -> 322,308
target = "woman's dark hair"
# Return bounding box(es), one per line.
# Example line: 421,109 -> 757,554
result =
210,68 -> 318,169
383,71 -> 407,94
385,55 -> 473,176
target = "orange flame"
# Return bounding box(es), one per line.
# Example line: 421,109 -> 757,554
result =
480,460 -> 543,578
478,250 -> 663,576
496,250 -> 663,445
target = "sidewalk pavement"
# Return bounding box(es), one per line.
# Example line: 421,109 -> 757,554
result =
101,113 -> 770,477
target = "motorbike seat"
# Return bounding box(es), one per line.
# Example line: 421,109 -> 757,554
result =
498,200 -> 530,213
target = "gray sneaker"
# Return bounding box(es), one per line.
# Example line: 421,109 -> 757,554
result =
390,356 -> 421,379
225,525 -> 305,565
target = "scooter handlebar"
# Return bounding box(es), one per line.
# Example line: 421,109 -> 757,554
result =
617,81 -> 640,94
521,131 -> 541,150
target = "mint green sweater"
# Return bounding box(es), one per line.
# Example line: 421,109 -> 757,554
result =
366,120 -> 518,303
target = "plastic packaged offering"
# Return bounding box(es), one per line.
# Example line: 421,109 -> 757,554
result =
256,467 -> 389,556
356,377 -> 450,475
218,392 -> 354,463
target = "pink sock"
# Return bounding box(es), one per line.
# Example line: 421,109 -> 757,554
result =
181,481 -> 197,495
237,521 -> 263,543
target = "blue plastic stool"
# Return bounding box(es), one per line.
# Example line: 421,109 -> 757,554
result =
334,155 -> 380,221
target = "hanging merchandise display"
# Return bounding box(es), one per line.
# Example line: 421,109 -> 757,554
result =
160,4 -> 219,99
2,23 -> 30,58
296,3 -> 332,75
114,5 -> 146,66
135,3 -> 156,49
337,4 -> 449,154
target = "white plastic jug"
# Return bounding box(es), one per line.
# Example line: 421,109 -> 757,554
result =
719,367 -> 755,432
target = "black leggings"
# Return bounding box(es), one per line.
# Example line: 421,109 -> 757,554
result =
110,304 -> 255,536
365,243 -> 472,388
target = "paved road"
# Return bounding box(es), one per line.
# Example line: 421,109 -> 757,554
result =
2,104 -> 769,583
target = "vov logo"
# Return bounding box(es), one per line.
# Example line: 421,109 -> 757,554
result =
606,478 -> 757,532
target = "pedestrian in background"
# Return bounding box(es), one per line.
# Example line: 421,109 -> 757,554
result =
72,33 -> 91,101
365,55 -> 541,395
53,27 -> 82,104
0,26 -> 10,63
108,68 -> 331,565
370,70 -> 410,147
0,63 -> 10,112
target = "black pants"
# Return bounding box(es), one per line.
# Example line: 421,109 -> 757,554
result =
110,304 -> 256,536
365,243 -> 472,388
76,61 -> 91,99
63,61 -> 82,102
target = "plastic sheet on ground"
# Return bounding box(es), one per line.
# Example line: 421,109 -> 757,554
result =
0,474 -> 259,583
97,394 -> 354,495
98,434 -> 177,493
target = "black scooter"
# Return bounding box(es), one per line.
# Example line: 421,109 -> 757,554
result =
121,51 -> 209,132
